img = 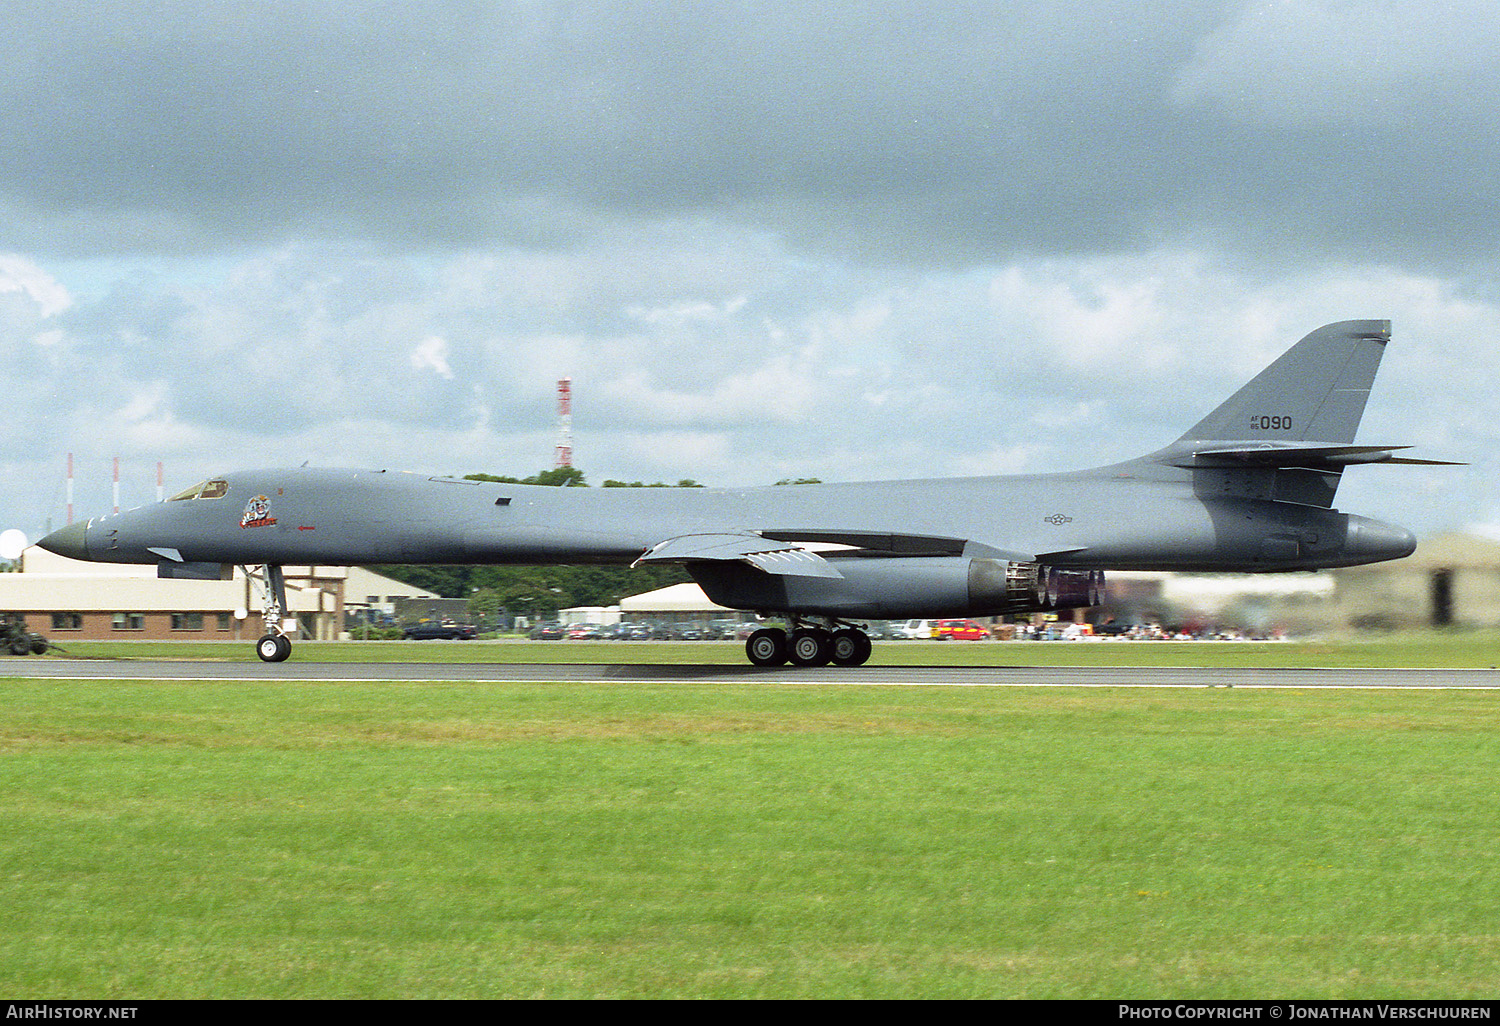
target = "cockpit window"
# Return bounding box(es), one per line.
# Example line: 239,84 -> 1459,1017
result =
168,479 -> 229,501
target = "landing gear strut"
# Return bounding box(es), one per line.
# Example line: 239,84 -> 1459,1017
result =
744,618 -> 873,668
245,564 -> 292,662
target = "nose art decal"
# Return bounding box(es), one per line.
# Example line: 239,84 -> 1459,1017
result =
240,495 -> 278,529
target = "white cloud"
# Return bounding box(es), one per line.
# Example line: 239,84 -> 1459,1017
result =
626,295 -> 748,326
0,254 -> 71,318
409,335 -> 455,380
598,351 -> 821,428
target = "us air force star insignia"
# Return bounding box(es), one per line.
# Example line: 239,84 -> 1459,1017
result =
1044,514 -> 1073,526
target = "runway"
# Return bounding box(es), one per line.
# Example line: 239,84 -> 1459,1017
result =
4,658 -> 1499,688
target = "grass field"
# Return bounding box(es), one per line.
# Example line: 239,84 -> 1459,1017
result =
3,645 -> 1499,998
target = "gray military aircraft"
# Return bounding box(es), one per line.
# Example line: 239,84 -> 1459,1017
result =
38,319 -> 1444,665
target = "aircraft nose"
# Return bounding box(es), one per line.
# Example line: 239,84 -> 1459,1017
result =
1344,516 -> 1417,563
38,520 -> 89,561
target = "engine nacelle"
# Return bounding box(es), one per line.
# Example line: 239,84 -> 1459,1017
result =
688,557 -> 1104,620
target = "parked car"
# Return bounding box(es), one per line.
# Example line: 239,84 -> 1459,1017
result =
892,619 -> 935,639
528,622 -> 566,640
933,618 -> 991,641
566,623 -> 603,640
402,620 -> 478,640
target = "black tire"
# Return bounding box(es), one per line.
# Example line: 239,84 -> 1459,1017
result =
830,628 -> 872,667
257,635 -> 292,662
788,628 -> 833,667
746,628 -> 789,667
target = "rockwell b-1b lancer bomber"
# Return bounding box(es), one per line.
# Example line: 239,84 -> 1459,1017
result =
40,320 -> 1448,665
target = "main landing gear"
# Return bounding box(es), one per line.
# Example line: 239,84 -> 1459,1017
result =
244,564 -> 293,663
745,619 -> 873,668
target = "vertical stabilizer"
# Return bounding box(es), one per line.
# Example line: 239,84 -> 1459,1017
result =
1178,320 -> 1390,445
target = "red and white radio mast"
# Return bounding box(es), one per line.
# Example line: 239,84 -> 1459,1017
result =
555,377 -> 573,468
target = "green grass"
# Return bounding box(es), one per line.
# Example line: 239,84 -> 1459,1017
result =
38,628 -> 1500,666
2,679 -> 1498,998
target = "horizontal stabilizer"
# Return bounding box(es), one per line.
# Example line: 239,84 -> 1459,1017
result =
633,532 -> 844,578
1174,443 -> 1464,468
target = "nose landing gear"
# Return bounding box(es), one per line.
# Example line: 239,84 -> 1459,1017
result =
245,564 -> 293,662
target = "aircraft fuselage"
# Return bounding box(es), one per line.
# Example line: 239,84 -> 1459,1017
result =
48,460 -> 1414,574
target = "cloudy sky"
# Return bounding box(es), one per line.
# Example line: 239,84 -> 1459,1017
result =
3,0 -> 1496,545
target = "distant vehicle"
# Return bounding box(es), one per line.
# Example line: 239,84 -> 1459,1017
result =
402,620 -> 478,640
529,623 -> 566,640
566,623 -> 603,640
892,619 -> 935,639
2,615 -> 49,656
933,618 -> 991,641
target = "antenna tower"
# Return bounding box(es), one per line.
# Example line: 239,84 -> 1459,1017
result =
555,377 -> 573,468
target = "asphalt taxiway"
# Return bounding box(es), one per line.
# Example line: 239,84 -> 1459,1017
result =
3,659 -> 1498,688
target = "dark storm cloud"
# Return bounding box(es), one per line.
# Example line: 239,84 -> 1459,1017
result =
6,1 -> 1498,266
3,2 -> 1496,541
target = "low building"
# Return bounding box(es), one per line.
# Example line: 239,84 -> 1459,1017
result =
1332,531 -> 1500,629
2,546 -> 434,641
346,568 -> 440,624
618,582 -> 742,623
556,605 -> 621,627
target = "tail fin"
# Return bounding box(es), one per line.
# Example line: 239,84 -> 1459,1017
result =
1156,320 -> 1406,509
1177,319 -> 1391,446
